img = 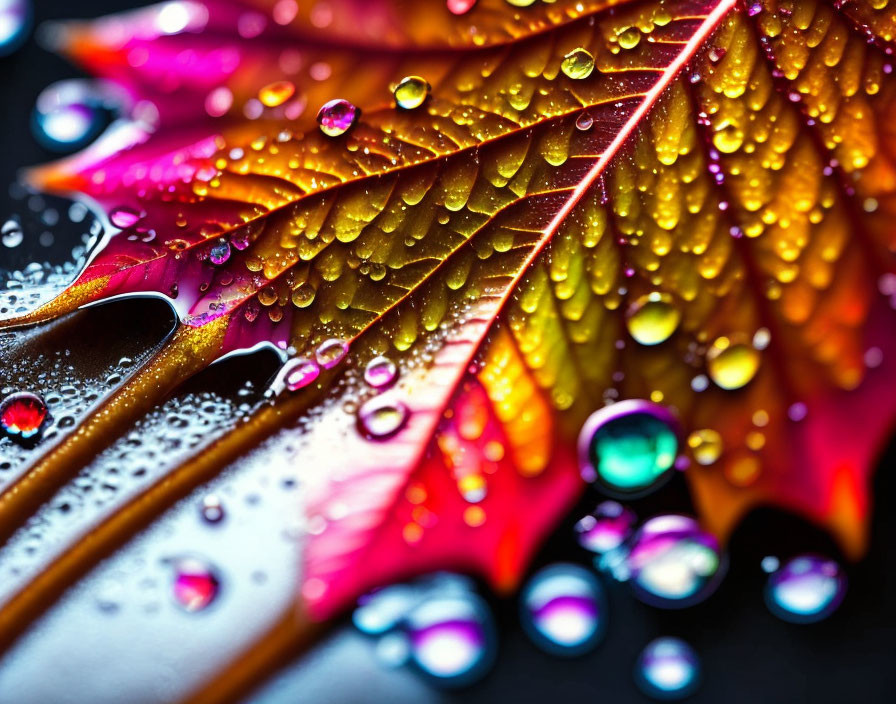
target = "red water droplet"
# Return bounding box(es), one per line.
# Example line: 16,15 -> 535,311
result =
447,0 -> 477,15
0,392 -> 48,439
172,558 -> 220,612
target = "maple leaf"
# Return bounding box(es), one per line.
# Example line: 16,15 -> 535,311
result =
2,0 -> 896,699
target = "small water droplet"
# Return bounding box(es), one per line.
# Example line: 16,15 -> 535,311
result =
172,557 -> 220,612
706,336 -> 760,390
109,206 -> 142,229
0,391 -> 48,440
575,112 -> 594,131
200,494 -> 225,523
317,98 -> 359,137
364,355 -> 398,388
314,338 -> 349,369
208,241 -> 231,265
393,76 -> 431,110
635,637 -> 701,700
1,219 -> 23,248
574,501 -> 637,554
358,395 -> 409,439
686,429 -> 723,466
561,48 -> 595,80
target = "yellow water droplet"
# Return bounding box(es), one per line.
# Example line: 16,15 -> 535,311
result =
506,0 -> 536,6
706,336 -> 761,390
688,429 -> 723,465
625,292 -> 681,346
393,75 -> 430,110
561,48 -> 595,80
258,80 -> 295,108
617,27 -> 641,50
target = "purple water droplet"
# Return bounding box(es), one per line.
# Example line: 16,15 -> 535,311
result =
364,355 -> 398,388
317,99 -> 359,137
209,241 -> 231,265
283,358 -> 320,391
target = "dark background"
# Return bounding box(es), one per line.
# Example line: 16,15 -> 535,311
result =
1,2 -> 894,702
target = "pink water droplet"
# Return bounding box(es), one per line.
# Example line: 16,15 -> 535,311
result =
283,358 -> 320,391
315,338 -> 349,369
317,99 -> 358,137
447,0 -> 477,15
0,392 -> 48,439
172,558 -> 220,612
109,206 -> 142,229
209,241 -> 231,265
364,355 -> 398,388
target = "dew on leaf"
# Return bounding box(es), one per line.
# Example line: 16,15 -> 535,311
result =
561,48 -> 595,80
364,355 -> 398,388
520,563 -> 606,656
575,112 -> 594,131
394,76 -> 431,110
208,241 -> 231,265
765,554 -> 846,624
109,206 -> 143,230
358,395 -> 409,439
706,336 -> 761,390
317,98 -> 359,137
635,637 -> 701,700
282,357 -> 320,391
171,557 -> 220,612
0,391 -> 48,439
314,338 -> 349,369
625,292 -> 681,346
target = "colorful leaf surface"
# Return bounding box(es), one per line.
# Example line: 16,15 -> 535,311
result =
3,0 -> 896,629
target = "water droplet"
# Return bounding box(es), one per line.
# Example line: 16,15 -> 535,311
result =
172,557 -> 220,612
706,336 -> 760,390
407,593 -> 496,685
625,292 -> 681,346
0,0 -> 30,57
208,241 -> 231,265
353,584 -> 419,635
282,358 -> 320,391
574,501 -> 637,555
635,637 -> 701,700
578,400 -> 680,496
506,0 -> 537,6
258,80 -> 295,108
625,515 -> 724,607
317,98 -> 359,137
109,206 -> 142,229
686,429 -> 723,466
561,48 -> 595,80
520,564 -> 606,656
364,355 -> 398,388
575,112 -> 594,131
0,391 -> 48,439
200,494 -> 225,523
1,219 -> 23,248
394,76 -> 431,110
33,80 -> 121,152
358,395 -> 409,439
314,338 -> 349,369
765,555 -> 846,624
446,0 -> 477,14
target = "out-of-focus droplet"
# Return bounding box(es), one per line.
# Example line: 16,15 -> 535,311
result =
625,515 -> 724,608
520,564 -> 606,656
0,391 -> 48,439
258,80 -> 295,108
109,206 -> 142,229
353,584 -> 419,635
358,395 -> 409,439
315,338 -> 349,369
561,48 -> 595,80
687,429 -> 723,466
1,218 -> 23,248
394,76 -> 431,110
635,637 -> 701,700
317,98 -> 359,137
625,292 -> 681,346
406,593 -> 496,686
446,0 -> 477,14
706,336 -> 760,390
208,241 -> 231,265
0,0 -> 31,57
506,0 -> 537,7
579,400 -> 680,496
575,112 -> 594,131
364,355 -> 398,388
200,494 -> 225,523
172,557 -> 220,612
765,555 -> 847,624
283,358 -> 320,391
575,501 -> 637,555
32,80 -> 121,152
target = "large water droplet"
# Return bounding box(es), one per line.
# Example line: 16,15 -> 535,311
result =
32,80 -> 121,152
561,48 -> 595,80
635,637 -> 701,700
364,355 -> 398,388
172,557 -> 220,612
314,338 -> 349,369
394,76 -> 431,110
282,358 -> 320,391
317,98 -> 359,137
625,292 -> 681,346
706,336 -> 760,390
358,395 -> 409,439
765,554 -> 847,624
446,0 -> 477,14
578,400 -> 680,496
0,391 -> 48,440
0,0 -> 30,57
574,501 -> 637,555
625,515 -> 724,607
520,563 -> 606,656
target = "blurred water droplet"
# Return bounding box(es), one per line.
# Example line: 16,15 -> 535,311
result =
765,554 -> 846,624
574,501 -> 637,555
706,336 -> 760,390
314,338 -> 349,369
109,206 -> 142,229
0,0 -> 30,57
625,292 -> 680,346
635,637 -> 701,700
172,557 -> 220,612
282,358 -> 320,391
1,219 -> 23,248
446,0 -> 477,14
32,79 -> 122,152
358,395 -> 409,439
200,494 -> 225,523
686,429 -> 723,466
258,80 -> 295,108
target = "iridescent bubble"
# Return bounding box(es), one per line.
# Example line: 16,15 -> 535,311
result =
317,98 -> 359,137
765,554 -> 847,624
625,515 -> 724,608
578,400 -> 680,496
358,395 -> 409,439
561,48 -> 595,80
406,593 -> 497,686
1,218 -> 23,248
0,0 -> 31,57
171,557 -> 220,612
0,391 -> 48,439
364,355 -> 398,388
706,336 -> 761,390
625,292 -> 681,346
574,501 -> 637,555
32,80 -> 122,152
314,338 -> 349,369
393,76 -> 431,110
520,564 -> 606,656
635,637 -> 701,700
